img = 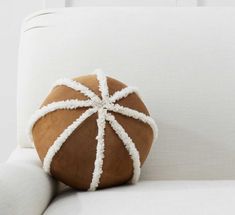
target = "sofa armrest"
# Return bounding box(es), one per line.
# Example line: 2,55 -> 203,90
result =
0,147 -> 57,215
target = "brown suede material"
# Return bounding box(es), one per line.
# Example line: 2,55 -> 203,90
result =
32,75 -> 153,190
51,113 -> 98,189
34,109 -> 87,161
99,122 -> 133,188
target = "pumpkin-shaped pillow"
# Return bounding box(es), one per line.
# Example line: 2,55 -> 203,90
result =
29,71 -> 158,191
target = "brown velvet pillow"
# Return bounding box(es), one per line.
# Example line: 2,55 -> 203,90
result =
29,71 -> 158,191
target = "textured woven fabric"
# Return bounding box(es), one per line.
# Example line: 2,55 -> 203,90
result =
44,180 -> 235,215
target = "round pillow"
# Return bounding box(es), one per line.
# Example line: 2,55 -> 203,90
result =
29,71 -> 158,191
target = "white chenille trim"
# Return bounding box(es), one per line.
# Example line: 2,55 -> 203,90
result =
89,108 -> 106,191
43,107 -> 98,173
110,86 -> 138,103
28,99 -> 93,142
96,70 -> 109,101
29,70 -> 158,191
52,78 -> 101,103
105,113 -> 141,184
108,103 -> 158,143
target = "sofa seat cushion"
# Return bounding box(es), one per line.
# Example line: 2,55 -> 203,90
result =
44,180 -> 235,215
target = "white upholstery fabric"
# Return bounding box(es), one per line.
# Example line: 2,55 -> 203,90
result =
0,147 -> 56,215
44,180 -> 235,215
17,7 -> 235,180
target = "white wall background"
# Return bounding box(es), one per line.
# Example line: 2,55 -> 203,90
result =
0,1 -> 42,162
66,0 -> 235,6
0,0 -> 235,162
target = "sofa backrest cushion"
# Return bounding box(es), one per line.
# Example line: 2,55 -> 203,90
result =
18,7 -> 235,179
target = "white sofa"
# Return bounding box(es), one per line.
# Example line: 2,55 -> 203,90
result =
1,7 -> 235,215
